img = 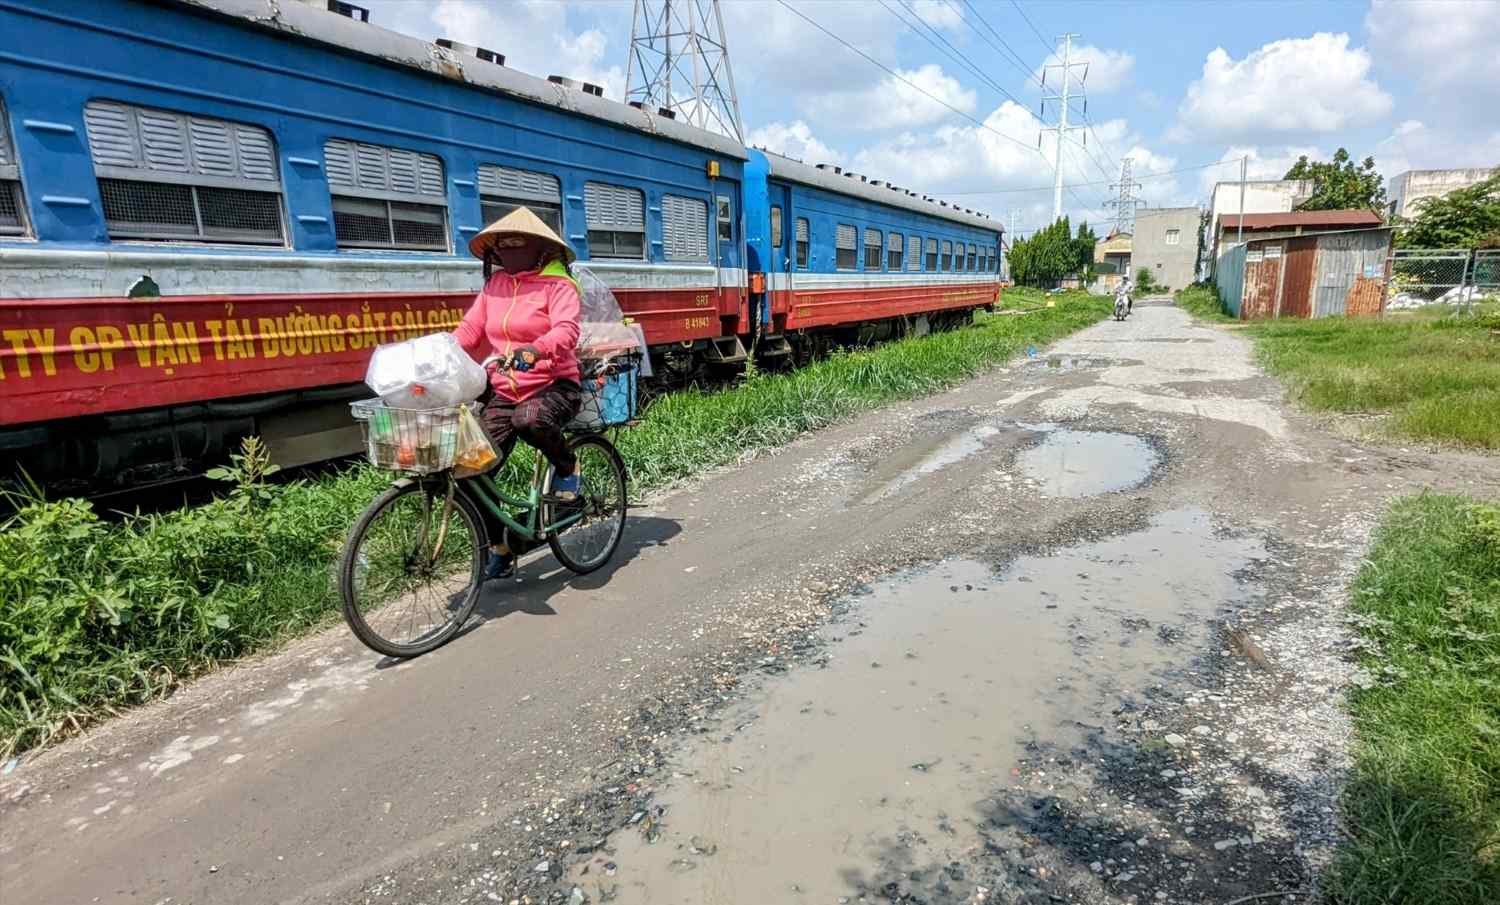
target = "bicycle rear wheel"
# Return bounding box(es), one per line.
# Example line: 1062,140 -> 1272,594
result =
339,479 -> 485,658
545,435 -> 628,574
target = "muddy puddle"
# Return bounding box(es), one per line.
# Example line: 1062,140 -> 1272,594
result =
1022,354 -> 1113,372
1015,430 -> 1160,498
572,508 -> 1263,903
858,420 -> 1054,502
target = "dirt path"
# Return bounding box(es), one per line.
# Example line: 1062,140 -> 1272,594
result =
4,302 -> 1497,905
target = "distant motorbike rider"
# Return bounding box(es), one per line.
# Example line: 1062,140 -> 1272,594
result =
1116,276 -> 1134,316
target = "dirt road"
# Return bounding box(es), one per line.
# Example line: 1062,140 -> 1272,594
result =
4,301 -> 1498,905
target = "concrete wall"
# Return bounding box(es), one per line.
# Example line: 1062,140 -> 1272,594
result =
1209,180 -> 1313,234
1133,207 -> 1201,292
1387,168 -> 1496,219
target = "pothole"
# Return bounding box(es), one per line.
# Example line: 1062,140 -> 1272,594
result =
1023,355 -> 1113,372
859,421 -> 1054,502
1015,430 -> 1160,498
571,508 -> 1261,903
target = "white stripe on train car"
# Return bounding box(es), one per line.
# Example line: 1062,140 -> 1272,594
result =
766,272 -> 997,291
0,247 -> 746,299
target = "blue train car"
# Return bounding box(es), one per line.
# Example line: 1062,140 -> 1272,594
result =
0,0 -> 1004,493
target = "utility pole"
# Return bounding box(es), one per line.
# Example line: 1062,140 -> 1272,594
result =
1039,33 -> 1088,221
1236,155 -> 1247,245
625,0 -> 744,140
1107,157 -> 1142,234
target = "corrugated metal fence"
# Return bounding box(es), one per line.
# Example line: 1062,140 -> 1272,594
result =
1216,243 -> 1247,317
1214,228 -> 1392,320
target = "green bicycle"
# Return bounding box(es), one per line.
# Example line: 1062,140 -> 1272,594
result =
337,361 -> 632,658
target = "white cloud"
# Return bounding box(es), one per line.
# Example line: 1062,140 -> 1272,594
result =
721,1 -> 906,98
1171,33 -> 1391,141
1195,145 -> 1326,198
906,0 -> 965,32
366,0 -> 627,98
1366,0 -> 1500,103
801,64 -> 977,131
1035,44 -> 1136,94
746,120 -> 845,166
1374,120 -> 1500,179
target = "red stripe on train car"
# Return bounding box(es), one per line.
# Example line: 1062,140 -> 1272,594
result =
776,282 -> 1000,331
0,285 -> 738,424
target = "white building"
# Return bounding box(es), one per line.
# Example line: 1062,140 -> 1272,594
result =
1387,169 -> 1496,219
1206,179 -> 1314,270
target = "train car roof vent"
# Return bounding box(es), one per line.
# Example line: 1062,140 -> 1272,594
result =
435,39 -> 503,65
628,101 -> 645,109
656,107 -> 677,119
869,179 -> 885,187
548,75 -> 604,97
306,0 -> 370,22
816,164 -> 843,174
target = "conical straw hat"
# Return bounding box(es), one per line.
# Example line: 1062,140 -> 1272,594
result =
468,205 -> 577,264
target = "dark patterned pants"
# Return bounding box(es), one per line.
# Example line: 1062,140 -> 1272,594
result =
479,379 -> 582,477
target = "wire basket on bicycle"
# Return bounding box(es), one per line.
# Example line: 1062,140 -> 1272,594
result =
568,349 -> 643,431
350,399 -> 476,474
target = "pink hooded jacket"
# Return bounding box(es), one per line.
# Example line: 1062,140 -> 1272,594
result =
454,266 -> 581,402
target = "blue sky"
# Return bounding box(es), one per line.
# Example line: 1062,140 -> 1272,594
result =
364,0 -> 1500,236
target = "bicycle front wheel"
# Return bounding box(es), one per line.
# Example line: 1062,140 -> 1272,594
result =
546,435 -> 628,575
339,479 -> 485,658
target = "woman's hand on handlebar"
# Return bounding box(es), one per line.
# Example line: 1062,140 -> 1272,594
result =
510,345 -> 541,372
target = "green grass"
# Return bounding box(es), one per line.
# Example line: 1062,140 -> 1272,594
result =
1244,314 -> 1500,448
1174,284 -> 1237,323
0,293 -> 1109,758
1328,494 -> 1500,904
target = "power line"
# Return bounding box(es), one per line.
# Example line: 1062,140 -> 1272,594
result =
1010,0 -> 1052,53
929,156 -> 1247,195
772,0 -> 1042,156
954,0 -> 1044,89
878,0 -> 1021,106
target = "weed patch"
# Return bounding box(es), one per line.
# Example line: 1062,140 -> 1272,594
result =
1245,316 -> 1500,448
0,295 -> 1109,757
1329,494 -> 1500,904
1174,285 -> 1235,322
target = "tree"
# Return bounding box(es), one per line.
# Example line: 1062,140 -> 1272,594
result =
1134,267 -> 1160,295
1284,148 -> 1387,213
1073,220 -> 1099,283
1007,216 -> 1097,287
1395,170 -> 1500,249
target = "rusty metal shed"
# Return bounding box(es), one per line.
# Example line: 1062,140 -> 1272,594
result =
1216,227 -> 1393,320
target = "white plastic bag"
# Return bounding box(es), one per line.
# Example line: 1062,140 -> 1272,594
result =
365,333 -> 487,409
572,264 -> 646,368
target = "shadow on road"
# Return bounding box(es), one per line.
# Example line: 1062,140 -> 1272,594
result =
470,513 -> 682,621
371,515 -> 681,668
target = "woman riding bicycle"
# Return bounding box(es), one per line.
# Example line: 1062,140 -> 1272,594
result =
454,206 -> 583,582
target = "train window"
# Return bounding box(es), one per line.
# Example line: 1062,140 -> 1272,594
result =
478,164 -> 563,235
716,195 -> 732,243
835,223 -> 856,270
584,182 -> 646,259
795,217 -> 809,268
324,138 -> 447,251
906,235 -> 921,272
863,229 -> 882,270
83,100 -> 284,245
886,231 -> 902,271
0,98 -> 26,236
662,194 -> 710,262
941,240 -> 953,271
991,249 -> 1000,273
968,243 -> 978,271
770,206 -> 783,249
925,238 -> 937,271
